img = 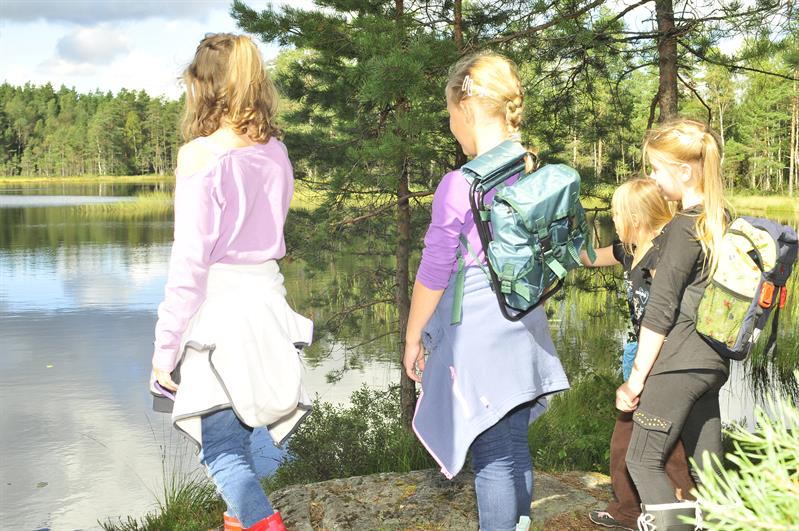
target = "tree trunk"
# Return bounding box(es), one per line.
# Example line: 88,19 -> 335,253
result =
572,128 -> 578,166
597,138 -> 603,179
397,159 -> 414,428
791,80 -> 797,196
655,0 -> 678,121
454,0 -> 463,51
395,0 -> 416,430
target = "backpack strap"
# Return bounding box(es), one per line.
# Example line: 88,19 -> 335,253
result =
451,235 -> 490,325
579,215 -> 597,264
764,286 -> 784,357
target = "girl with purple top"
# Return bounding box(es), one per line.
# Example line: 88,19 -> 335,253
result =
403,53 -> 570,531
151,34 -> 312,531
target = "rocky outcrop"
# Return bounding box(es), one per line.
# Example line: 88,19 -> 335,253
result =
272,469 -> 613,530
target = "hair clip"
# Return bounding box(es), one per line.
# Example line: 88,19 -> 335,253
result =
462,75 -> 474,96
461,75 -> 487,97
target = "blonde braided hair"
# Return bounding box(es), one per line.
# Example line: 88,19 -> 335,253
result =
446,52 -> 535,172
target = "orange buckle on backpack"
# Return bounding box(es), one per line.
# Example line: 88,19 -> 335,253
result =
779,286 -> 788,309
759,281 -> 775,309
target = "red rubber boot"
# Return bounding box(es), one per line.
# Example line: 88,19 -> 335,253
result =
246,511 -> 286,531
223,512 -> 243,531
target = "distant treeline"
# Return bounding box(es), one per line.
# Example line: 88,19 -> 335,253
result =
2,47 -> 799,195
0,83 -> 182,177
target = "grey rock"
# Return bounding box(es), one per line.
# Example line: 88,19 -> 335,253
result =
271,469 -> 613,530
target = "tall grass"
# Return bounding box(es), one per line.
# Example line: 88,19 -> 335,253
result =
100,426 -> 224,531
728,194 -> 799,215
76,191 -> 173,219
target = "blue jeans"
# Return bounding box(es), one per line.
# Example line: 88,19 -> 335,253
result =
471,404 -> 533,531
622,341 -> 638,381
199,408 -> 274,527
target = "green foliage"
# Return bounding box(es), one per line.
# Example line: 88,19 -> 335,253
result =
264,385 -> 435,491
528,372 -> 619,473
0,83 -> 181,177
691,372 -> 799,530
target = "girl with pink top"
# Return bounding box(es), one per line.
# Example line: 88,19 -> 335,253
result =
151,34 -> 312,531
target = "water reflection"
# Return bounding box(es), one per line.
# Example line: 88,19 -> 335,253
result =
1,186 -> 796,529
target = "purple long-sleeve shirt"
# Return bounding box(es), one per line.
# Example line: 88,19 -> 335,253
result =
416,169 -> 515,290
152,137 -> 294,371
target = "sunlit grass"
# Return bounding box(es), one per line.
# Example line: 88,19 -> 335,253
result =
99,423 -> 225,531
76,191 -> 173,219
728,193 -> 799,215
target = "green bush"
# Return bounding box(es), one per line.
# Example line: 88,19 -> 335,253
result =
528,371 -> 618,473
264,385 -> 435,491
690,372 -> 799,530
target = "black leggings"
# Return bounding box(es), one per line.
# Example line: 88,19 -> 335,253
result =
625,369 -> 728,504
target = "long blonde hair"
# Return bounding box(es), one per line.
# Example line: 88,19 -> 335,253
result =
612,178 -> 674,253
445,52 -> 536,172
642,118 -> 727,274
181,33 -> 280,142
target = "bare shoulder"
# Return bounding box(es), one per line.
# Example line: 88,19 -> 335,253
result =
176,139 -> 217,178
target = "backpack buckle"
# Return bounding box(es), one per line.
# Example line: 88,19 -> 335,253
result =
759,281 -> 775,309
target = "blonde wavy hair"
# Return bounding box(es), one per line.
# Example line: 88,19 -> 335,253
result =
612,178 -> 674,254
643,118 -> 727,274
181,33 -> 280,142
445,52 -> 536,172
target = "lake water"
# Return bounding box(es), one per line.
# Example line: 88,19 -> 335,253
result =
0,183 -> 796,530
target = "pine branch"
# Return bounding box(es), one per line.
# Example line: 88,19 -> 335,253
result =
481,0 -> 606,47
679,40 -> 799,82
336,190 -> 434,226
677,72 -> 712,123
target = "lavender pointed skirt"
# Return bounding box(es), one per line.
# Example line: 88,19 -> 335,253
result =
413,267 -> 570,479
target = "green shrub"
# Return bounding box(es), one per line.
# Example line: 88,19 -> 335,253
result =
528,372 -> 618,473
264,385 -> 435,491
691,371 -> 799,530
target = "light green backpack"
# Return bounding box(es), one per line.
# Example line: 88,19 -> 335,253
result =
452,140 -> 595,323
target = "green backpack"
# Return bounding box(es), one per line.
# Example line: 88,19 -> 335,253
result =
452,140 -> 595,323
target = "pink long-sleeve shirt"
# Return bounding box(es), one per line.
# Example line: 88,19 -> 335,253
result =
152,136 -> 294,371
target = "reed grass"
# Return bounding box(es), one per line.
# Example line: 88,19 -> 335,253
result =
100,425 -> 224,531
728,194 -> 798,215
76,191 -> 173,219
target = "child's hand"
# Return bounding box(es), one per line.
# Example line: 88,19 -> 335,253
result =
403,337 -> 426,383
615,382 -> 640,412
152,367 -> 179,392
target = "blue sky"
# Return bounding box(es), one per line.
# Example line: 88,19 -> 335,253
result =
0,1 -> 743,101
0,0 -> 314,99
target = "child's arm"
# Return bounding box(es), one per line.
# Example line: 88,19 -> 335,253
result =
581,245 -> 621,267
616,326 -> 664,411
403,280 -> 445,383
616,215 -> 701,411
152,143 -> 218,383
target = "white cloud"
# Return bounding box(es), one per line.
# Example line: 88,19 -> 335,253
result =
56,25 -> 130,65
0,0 -> 223,24
37,57 -> 97,78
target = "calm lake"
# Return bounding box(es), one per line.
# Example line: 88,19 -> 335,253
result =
0,182 -> 796,530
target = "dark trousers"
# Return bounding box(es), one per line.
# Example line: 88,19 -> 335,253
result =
604,411 -> 696,528
625,369 -> 727,504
